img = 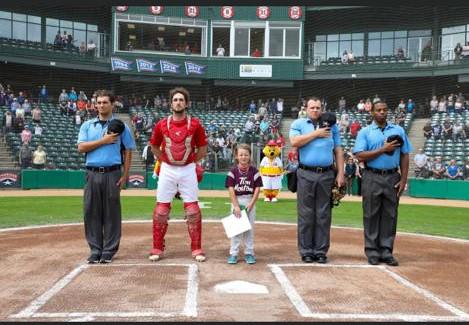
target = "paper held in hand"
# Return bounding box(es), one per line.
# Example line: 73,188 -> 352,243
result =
221,209 -> 252,238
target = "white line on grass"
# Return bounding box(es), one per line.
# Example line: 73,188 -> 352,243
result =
10,264 -> 88,318
268,265 -> 314,317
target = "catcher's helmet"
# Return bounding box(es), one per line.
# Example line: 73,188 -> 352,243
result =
107,119 -> 125,135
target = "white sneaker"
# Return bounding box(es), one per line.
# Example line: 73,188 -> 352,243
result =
194,254 -> 206,262
264,197 -> 270,202
271,197 -> 278,202
149,254 -> 161,262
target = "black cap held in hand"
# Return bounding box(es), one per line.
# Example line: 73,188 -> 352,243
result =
107,119 -> 125,135
385,134 -> 404,155
319,112 -> 337,128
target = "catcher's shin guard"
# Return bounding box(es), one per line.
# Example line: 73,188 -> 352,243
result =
184,202 -> 203,256
151,202 -> 170,254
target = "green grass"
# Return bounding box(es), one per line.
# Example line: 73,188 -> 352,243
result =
1,197 -> 468,240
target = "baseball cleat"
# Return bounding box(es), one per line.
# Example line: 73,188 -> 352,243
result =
194,254 -> 206,262
149,254 -> 162,261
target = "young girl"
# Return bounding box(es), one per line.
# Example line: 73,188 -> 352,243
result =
224,144 -> 263,265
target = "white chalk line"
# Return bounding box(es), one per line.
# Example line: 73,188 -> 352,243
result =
268,263 -> 469,321
10,264 -> 88,318
10,263 -> 199,320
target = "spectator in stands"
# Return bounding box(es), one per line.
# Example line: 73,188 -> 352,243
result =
79,41 -> 87,54
59,89 -> 69,103
87,40 -> 96,57
455,97 -> 464,114
19,143 -> 33,169
75,111 -> 82,126
216,44 -> 225,56
423,122 -> 432,139
341,50 -> 349,64
17,91 -> 25,105
258,104 -> 268,119
54,30 -> 62,49
372,94 -> 381,104
22,99 -> 31,116
454,43 -> 463,61
421,42 -> 432,61
423,157 -> 433,178
464,157 -> 469,180
432,123 -> 442,140
277,98 -> 284,115
429,96 -> 438,114
248,100 -> 257,114
34,123 -> 43,136
414,148 -> 427,178
67,100 -> 77,116
21,125 -> 32,144
356,99 -> 365,112
344,156 -> 357,195
406,98 -> 415,114
222,97 -> 230,110
464,122 -> 469,139
363,98 -> 372,113
447,93 -> 455,113
395,99 -> 405,114
396,47 -> 405,59
442,118 -> 453,140
207,120 -> 218,135
15,104 -> 25,120
445,159 -> 463,180
243,116 -> 256,143
453,121 -> 465,141
10,98 -> 20,116
4,111 -> 12,133
347,50 -> 355,63
184,43 -> 191,55
78,90 -> 87,101
251,48 -> 261,57
338,96 -> 346,113
432,158 -> 445,179
32,145 -> 47,169
438,96 -> 447,113
142,141 -> 155,171
69,87 -> 78,102
0,91 -> 5,107
298,105 -> 307,119
350,119 -> 361,139
59,100 -> 67,115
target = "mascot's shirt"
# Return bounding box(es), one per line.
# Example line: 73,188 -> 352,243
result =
150,116 -> 207,165
225,166 -> 263,196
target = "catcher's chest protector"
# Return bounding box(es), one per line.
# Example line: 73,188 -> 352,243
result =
162,116 -> 196,165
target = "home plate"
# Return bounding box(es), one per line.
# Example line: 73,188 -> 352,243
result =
214,281 -> 269,294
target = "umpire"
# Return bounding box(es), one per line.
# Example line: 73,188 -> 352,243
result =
352,101 -> 412,266
77,89 -> 136,264
289,97 -> 344,264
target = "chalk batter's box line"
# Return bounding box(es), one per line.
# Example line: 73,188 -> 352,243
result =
268,263 -> 469,321
10,263 -> 199,320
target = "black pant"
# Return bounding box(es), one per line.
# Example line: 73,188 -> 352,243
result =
83,170 -> 122,257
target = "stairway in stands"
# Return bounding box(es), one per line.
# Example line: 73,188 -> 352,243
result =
407,117 -> 430,177
116,113 -> 146,172
0,136 -> 17,169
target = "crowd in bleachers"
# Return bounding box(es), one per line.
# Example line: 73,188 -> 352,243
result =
416,92 -> 469,180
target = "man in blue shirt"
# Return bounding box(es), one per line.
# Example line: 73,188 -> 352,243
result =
289,96 -> 345,264
353,101 -> 412,267
77,89 -> 136,264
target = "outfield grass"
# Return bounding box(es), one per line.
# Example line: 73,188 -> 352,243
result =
0,197 -> 468,240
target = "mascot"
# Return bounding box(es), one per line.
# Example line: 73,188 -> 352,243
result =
259,140 -> 283,202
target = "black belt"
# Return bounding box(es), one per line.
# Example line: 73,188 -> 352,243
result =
365,167 -> 398,175
86,165 -> 121,173
299,164 -> 333,173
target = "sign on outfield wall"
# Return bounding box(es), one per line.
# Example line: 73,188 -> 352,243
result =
239,64 -> 272,78
0,170 -> 21,188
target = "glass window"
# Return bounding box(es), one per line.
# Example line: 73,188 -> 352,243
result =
352,33 -> 364,40
212,27 -> 230,56
0,20 -> 11,38
46,18 -> 59,26
316,35 -> 326,41
87,24 -> 98,32
327,41 -> 338,59
368,39 -> 380,56
339,40 -> 351,55
250,28 -> 264,56
339,33 -> 351,40
369,32 -> 380,39
12,13 -> 26,22
381,31 -> 393,39
28,15 -> 41,24
234,27 -> 249,56
394,30 -> 407,38
74,22 -> 86,30
0,11 -> 11,19
327,34 -> 339,41
12,21 -> 26,40
408,30 -> 431,37
27,23 -> 41,42
381,38 -> 393,55
74,29 -> 86,47
394,37 -> 407,55
269,29 -> 283,56
46,26 -> 60,44
352,40 -> 364,56
60,20 -> 73,29
442,25 -> 465,35
285,28 -> 300,57
314,41 -> 327,62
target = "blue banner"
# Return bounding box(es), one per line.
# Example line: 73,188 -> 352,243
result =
136,58 -> 158,72
111,57 -> 133,71
160,60 -> 181,74
184,61 -> 207,75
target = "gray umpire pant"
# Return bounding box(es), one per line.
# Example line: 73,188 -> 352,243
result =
361,170 -> 401,259
84,169 -> 122,257
297,168 -> 335,257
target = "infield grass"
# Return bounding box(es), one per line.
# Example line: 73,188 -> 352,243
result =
0,196 -> 468,240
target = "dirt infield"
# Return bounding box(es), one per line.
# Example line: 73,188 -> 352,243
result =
3,189 -> 469,208
1,221 -> 468,322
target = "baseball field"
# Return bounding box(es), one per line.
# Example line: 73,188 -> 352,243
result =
1,189 -> 468,322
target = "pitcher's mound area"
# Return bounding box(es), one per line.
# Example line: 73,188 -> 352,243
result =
1,221 -> 468,322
